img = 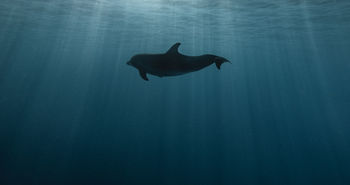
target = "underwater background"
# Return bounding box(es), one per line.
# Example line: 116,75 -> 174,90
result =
1,0 -> 350,184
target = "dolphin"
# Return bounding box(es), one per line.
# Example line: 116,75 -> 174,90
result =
127,42 -> 230,81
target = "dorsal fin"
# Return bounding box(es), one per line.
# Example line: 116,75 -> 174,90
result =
166,42 -> 181,54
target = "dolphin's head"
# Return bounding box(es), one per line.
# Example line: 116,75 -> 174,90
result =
127,55 -> 142,67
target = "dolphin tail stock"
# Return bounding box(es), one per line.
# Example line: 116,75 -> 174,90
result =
214,56 -> 230,70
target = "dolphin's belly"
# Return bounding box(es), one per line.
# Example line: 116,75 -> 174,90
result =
147,61 -> 199,77
147,67 -> 189,77
142,55 -> 213,77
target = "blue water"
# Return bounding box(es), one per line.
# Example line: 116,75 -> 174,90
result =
1,0 -> 350,184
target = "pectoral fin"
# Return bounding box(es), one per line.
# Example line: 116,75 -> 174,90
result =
139,70 -> 149,81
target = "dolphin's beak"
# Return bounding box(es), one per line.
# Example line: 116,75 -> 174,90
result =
127,61 -> 131,65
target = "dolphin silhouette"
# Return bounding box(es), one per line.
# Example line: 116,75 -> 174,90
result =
127,42 -> 230,81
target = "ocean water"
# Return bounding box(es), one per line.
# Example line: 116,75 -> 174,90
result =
1,0 -> 350,184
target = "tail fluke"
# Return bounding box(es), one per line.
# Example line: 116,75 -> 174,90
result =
214,56 -> 230,70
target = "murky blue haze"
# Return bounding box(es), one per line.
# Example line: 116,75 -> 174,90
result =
1,0 -> 350,184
